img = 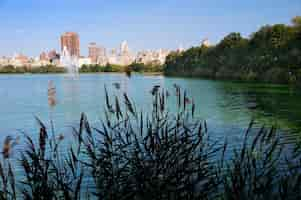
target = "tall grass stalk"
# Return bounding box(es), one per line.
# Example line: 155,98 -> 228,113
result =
0,84 -> 300,199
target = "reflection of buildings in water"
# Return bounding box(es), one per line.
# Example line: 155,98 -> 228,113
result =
60,74 -> 166,124
121,74 -> 129,93
61,77 -> 81,123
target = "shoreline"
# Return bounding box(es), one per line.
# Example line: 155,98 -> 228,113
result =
0,71 -> 164,76
163,72 -> 298,86
0,71 -> 295,86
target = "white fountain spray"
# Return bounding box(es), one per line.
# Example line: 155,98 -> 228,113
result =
60,46 -> 79,76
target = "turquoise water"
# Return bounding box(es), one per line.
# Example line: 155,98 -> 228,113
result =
0,73 -> 301,147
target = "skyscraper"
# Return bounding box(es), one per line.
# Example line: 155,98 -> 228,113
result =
88,43 -> 107,64
48,50 -> 58,60
119,41 -> 133,66
120,41 -> 129,55
39,51 -> 48,61
60,32 -> 80,57
88,42 -> 101,63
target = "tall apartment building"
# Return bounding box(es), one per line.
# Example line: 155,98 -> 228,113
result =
40,52 -> 48,61
88,42 -> 101,63
60,32 -> 80,57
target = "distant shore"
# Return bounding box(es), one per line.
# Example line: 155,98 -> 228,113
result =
0,63 -> 164,75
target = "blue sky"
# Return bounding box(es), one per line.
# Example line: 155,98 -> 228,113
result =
0,0 -> 300,57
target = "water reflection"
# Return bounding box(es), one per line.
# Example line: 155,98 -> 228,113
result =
216,81 -> 301,143
0,74 -> 301,146
61,76 -> 81,123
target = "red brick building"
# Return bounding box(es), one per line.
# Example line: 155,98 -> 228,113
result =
60,32 -> 80,57
88,42 -> 101,63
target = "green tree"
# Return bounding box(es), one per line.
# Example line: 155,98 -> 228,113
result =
164,17 -> 301,84
292,16 -> 301,27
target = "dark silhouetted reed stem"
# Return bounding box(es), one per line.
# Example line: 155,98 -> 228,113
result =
0,85 -> 300,199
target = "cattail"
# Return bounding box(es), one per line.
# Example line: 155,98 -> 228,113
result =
115,96 -> 123,120
39,126 -> 47,157
21,157 -> 31,174
124,93 -> 136,117
184,97 -> 191,104
14,136 -> 20,145
2,136 -> 13,159
166,90 -> 170,97
57,133 -> 64,141
48,80 -> 56,108
191,99 -> 195,118
113,82 -> 121,90
150,85 -> 160,96
10,136 -> 20,151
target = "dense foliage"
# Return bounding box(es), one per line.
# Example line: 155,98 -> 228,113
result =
0,65 -> 66,73
0,62 -> 163,74
164,16 -> 301,84
126,61 -> 163,72
79,63 -> 125,73
0,85 -> 301,199
79,62 -> 163,73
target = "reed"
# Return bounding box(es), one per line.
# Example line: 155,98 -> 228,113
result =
0,84 -> 300,199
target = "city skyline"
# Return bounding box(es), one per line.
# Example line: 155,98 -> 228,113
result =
0,33 -> 172,67
1,32 -> 174,59
0,0 -> 300,56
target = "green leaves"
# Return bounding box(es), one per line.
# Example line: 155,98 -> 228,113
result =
164,17 -> 301,85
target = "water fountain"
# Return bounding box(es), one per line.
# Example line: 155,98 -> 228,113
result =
60,46 -> 79,75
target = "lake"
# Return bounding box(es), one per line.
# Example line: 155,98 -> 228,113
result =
0,73 -> 301,149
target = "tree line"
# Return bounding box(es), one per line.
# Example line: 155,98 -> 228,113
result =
164,16 -> 301,84
0,62 -> 162,74
0,65 -> 66,73
80,61 -> 163,73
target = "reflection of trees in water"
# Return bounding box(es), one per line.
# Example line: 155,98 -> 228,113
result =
245,90 -> 301,131
221,83 -> 301,135
203,82 -> 254,125
213,82 -> 301,146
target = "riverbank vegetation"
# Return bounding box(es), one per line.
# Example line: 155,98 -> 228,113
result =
0,62 -> 163,74
79,62 -> 163,73
0,65 -> 66,74
79,63 -> 124,73
1,84 -> 301,199
164,16 -> 301,85
126,61 -> 163,72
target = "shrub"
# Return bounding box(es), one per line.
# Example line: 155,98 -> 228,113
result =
263,67 -> 289,83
